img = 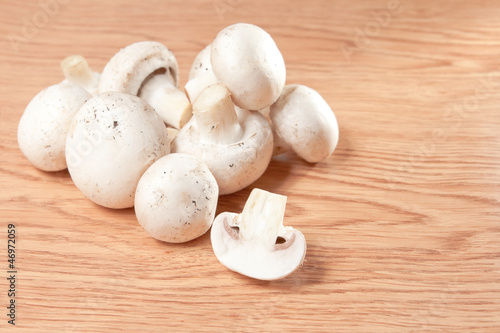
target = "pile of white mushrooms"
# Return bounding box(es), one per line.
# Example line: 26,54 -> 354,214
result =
17,23 -> 338,281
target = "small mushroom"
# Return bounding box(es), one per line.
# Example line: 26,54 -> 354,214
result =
135,153 -> 219,243
270,84 -> 339,163
172,83 -> 273,195
65,92 -> 169,209
98,41 -> 191,129
211,23 -> 286,111
211,188 -> 307,280
18,80 -> 91,172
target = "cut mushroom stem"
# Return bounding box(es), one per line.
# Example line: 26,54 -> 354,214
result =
60,55 -> 99,95
184,70 -> 219,103
237,187 -> 287,246
139,74 -> 192,129
211,188 -> 307,280
192,83 -> 243,145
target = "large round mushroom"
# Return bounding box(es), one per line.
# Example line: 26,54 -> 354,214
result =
66,92 -> 169,209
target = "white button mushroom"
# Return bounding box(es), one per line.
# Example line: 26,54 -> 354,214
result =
270,84 -> 339,163
18,80 -> 91,172
65,92 -> 169,209
211,188 -> 307,280
135,153 -> 219,243
98,41 -> 192,129
172,83 -> 273,195
211,23 -> 286,111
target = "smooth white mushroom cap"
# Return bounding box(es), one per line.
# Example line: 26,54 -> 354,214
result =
135,153 -> 219,243
66,92 -> 169,209
270,84 -> 339,163
18,80 -> 91,172
211,188 -> 306,280
139,74 -> 193,129
211,23 -> 286,111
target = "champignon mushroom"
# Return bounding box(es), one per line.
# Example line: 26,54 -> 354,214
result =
211,188 -> 307,280
98,41 -> 191,129
172,83 -> 273,195
211,23 -> 286,111
270,84 -> 339,163
18,80 -> 91,172
135,153 -> 219,243
65,92 -> 169,209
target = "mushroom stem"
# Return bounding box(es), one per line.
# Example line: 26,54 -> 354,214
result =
237,188 -> 287,247
60,55 -> 99,95
184,71 -> 219,103
139,74 -> 193,129
192,83 -> 243,145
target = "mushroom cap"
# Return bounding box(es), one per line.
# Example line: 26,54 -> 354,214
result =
18,80 -> 91,171
188,43 -> 213,80
211,23 -> 286,111
270,84 -> 339,163
211,213 -> 306,280
66,92 -> 169,209
98,41 -> 179,95
172,107 -> 273,195
135,153 -> 219,243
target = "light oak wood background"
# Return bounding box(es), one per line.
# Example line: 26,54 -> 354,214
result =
1,0 -> 499,331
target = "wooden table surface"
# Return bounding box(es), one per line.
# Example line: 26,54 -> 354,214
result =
1,0 -> 499,331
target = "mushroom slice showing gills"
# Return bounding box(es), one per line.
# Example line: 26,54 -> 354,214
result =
211,188 -> 307,280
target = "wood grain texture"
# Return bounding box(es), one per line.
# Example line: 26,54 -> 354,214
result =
1,0 -> 500,331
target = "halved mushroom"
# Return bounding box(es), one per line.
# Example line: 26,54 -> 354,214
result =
172,83 -> 273,195
270,84 -> 339,163
211,188 -> 307,280
65,92 -> 169,209
98,41 -> 191,129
